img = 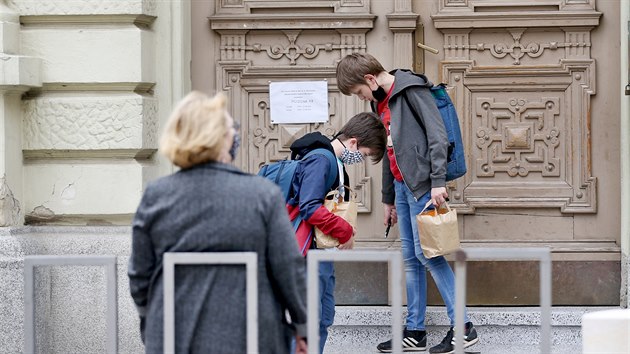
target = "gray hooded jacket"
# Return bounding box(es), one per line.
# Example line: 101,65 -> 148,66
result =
371,69 -> 449,204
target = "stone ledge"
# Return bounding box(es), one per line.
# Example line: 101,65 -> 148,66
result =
0,225 -> 131,236
0,226 -> 132,259
0,55 -> 41,89
8,0 -> 157,17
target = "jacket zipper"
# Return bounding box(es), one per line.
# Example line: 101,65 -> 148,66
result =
390,136 -> 418,202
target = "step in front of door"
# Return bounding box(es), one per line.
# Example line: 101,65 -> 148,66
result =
322,306 -> 614,354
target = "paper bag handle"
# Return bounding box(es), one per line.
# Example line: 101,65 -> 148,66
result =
323,187 -> 356,203
419,200 -> 452,215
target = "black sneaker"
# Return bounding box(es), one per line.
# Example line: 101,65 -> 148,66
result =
429,322 -> 479,354
377,328 -> 427,352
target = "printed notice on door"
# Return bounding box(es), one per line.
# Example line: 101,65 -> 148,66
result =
269,81 -> 328,124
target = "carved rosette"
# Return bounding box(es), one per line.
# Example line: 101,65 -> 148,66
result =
433,1 -> 600,213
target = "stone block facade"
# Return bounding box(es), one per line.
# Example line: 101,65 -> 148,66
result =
0,0 -> 188,351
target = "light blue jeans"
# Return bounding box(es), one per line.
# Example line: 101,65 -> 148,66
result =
394,180 -> 468,330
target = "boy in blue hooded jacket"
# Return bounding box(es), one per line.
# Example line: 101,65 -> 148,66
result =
287,112 -> 387,353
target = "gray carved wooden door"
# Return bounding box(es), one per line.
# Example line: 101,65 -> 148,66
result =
192,0 -> 622,306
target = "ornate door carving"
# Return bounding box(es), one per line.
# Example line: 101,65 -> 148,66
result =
432,0 -> 601,214
209,1 -> 376,212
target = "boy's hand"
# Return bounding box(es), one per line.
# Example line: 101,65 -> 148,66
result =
338,236 -> 354,250
430,187 -> 448,206
295,335 -> 307,354
383,203 -> 398,226
338,230 -> 355,250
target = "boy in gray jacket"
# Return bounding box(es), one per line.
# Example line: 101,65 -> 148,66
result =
336,53 -> 479,354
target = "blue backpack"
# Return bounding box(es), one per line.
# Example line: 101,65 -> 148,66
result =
257,148 -> 339,203
405,83 -> 467,181
258,148 -> 339,254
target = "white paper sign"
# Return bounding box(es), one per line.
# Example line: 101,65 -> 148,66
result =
269,81 -> 328,124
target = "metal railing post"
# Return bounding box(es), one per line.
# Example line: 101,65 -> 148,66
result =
453,247 -> 552,354
454,250 -> 467,354
162,252 -> 258,354
540,253 -> 552,352
306,250 -> 403,354
24,255 -> 118,354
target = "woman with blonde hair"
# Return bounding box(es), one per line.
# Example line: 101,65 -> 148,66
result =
128,91 -> 308,354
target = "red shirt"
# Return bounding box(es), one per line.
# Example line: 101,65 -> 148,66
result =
377,85 -> 404,182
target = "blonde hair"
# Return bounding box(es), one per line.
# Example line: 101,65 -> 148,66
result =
159,91 -> 229,169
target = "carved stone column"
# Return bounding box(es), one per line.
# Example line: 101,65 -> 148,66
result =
387,0 -> 418,69
0,2 -> 41,226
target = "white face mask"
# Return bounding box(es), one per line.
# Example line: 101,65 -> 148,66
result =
338,139 -> 364,165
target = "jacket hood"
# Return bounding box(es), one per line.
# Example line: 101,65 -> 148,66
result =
290,131 -> 335,159
390,69 -> 433,98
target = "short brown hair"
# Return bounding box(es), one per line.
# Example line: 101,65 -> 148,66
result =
159,91 -> 229,169
336,52 -> 386,95
337,112 -> 387,164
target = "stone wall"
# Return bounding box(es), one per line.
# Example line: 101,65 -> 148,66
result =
0,227 -> 141,353
15,0 -> 158,226
0,0 -> 190,351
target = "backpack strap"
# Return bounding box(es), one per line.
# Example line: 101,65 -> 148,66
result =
291,148 -> 339,255
301,148 -> 339,192
402,87 -> 427,131
402,85 -> 454,157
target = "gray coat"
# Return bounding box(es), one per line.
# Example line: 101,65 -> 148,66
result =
128,161 -> 307,354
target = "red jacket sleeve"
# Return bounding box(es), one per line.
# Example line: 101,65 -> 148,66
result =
306,205 -> 353,244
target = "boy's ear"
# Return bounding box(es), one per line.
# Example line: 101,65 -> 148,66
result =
363,74 -> 375,84
349,137 -> 359,148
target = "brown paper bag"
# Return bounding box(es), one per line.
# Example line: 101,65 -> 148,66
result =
416,200 -> 460,258
315,190 -> 357,249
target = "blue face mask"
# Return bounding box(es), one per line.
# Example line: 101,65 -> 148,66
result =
229,131 -> 240,161
338,139 -> 364,165
228,121 -> 240,161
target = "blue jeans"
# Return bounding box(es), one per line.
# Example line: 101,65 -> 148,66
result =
319,261 -> 335,354
394,180 -> 468,330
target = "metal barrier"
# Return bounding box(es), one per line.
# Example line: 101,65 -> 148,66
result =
24,255 -> 118,354
162,252 -> 258,354
453,247 -> 552,354
307,250 -> 404,354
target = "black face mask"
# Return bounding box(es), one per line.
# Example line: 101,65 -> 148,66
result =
372,85 -> 387,102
